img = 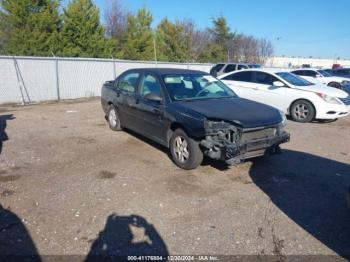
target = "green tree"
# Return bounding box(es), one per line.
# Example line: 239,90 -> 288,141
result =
121,8 -> 154,60
208,15 -> 234,62
198,42 -> 224,63
60,0 -> 114,57
156,18 -> 188,62
0,0 -> 61,56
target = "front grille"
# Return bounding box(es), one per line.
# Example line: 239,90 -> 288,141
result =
339,96 -> 350,106
240,127 -> 277,144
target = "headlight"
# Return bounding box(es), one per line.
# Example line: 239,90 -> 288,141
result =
316,93 -> 342,104
279,110 -> 287,127
203,119 -> 241,143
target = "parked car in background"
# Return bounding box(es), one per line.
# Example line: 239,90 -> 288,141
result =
291,68 -> 350,90
210,63 -> 261,77
219,68 -> 350,123
331,68 -> 350,79
101,68 -> 289,169
323,69 -> 333,75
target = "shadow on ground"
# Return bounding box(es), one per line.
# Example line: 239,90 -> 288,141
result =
249,149 -> 350,258
0,205 -> 41,261
86,214 -> 168,260
0,114 -> 15,155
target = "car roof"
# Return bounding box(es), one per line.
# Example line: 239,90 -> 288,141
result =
218,67 -> 289,79
292,68 -> 324,71
230,68 -> 288,73
126,68 -> 207,75
215,62 -> 258,66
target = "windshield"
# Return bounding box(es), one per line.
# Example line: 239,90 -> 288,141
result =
162,74 -> 237,101
276,72 -> 314,86
249,64 -> 261,68
317,70 -> 332,77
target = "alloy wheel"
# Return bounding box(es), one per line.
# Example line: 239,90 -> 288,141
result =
293,104 -> 309,120
173,136 -> 189,163
108,108 -> 118,127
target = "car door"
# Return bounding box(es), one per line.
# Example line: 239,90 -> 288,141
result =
117,72 -> 140,129
133,73 -> 167,143
221,71 -> 256,100
250,71 -> 287,111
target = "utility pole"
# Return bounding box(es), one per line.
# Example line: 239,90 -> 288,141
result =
52,52 -> 60,101
153,35 -> 158,66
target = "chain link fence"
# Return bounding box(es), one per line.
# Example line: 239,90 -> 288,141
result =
0,56 -> 212,105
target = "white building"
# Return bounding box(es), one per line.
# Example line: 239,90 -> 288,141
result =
266,56 -> 350,69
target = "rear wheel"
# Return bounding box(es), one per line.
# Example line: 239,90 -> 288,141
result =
169,129 -> 203,170
328,82 -> 342,89
290,100 -> 315,123
107,105 -> 122,131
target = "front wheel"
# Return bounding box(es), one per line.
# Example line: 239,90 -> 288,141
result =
290,100 -> 315,123
328,82 -> 342,89
169,129 -> 203,170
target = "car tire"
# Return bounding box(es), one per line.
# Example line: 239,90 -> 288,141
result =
107,105 -> 122,131
290,100 -> 315,123
169,129 -> 203,170
328,82 -> 342,89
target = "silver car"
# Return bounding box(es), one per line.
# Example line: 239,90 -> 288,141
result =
210,63 -> 261,77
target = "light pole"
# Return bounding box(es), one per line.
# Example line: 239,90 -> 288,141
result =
153,34 -> 157,66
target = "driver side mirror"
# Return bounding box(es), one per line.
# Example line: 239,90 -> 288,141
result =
315,74 -> 321,78
272,81 -> 285,87
144,92 -> 162,102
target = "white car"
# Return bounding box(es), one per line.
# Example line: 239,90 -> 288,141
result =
219,68 -> 350,123
291,68 -> 350,90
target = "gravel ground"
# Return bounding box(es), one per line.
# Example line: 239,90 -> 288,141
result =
0,98 -> 349,260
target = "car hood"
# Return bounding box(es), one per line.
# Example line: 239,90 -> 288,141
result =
292,83 -> 348,98
177,97 -> 282,128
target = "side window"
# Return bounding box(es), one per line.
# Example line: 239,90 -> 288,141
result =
118,72 -> 140,93
304,70 -> 317,77
224,64 -> 236,73
292,70 -> 304,76
215,64 -> 225,72
139,74 -> 162,97
222,71 -> 253,82
254,72 -> 279,85
237,64 -> 248,70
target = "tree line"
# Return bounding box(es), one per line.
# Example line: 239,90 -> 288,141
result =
0,0 -> 273,63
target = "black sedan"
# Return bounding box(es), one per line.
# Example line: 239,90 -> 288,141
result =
101,68 -> 290,170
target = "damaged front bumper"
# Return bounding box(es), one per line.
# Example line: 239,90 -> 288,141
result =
200,121 -> 290,165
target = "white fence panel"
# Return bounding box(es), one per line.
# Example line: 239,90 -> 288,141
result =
17,58 -> 57,102
0,56 -> 212,105
59,59 -> 114,100
0,58 -> 22,104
